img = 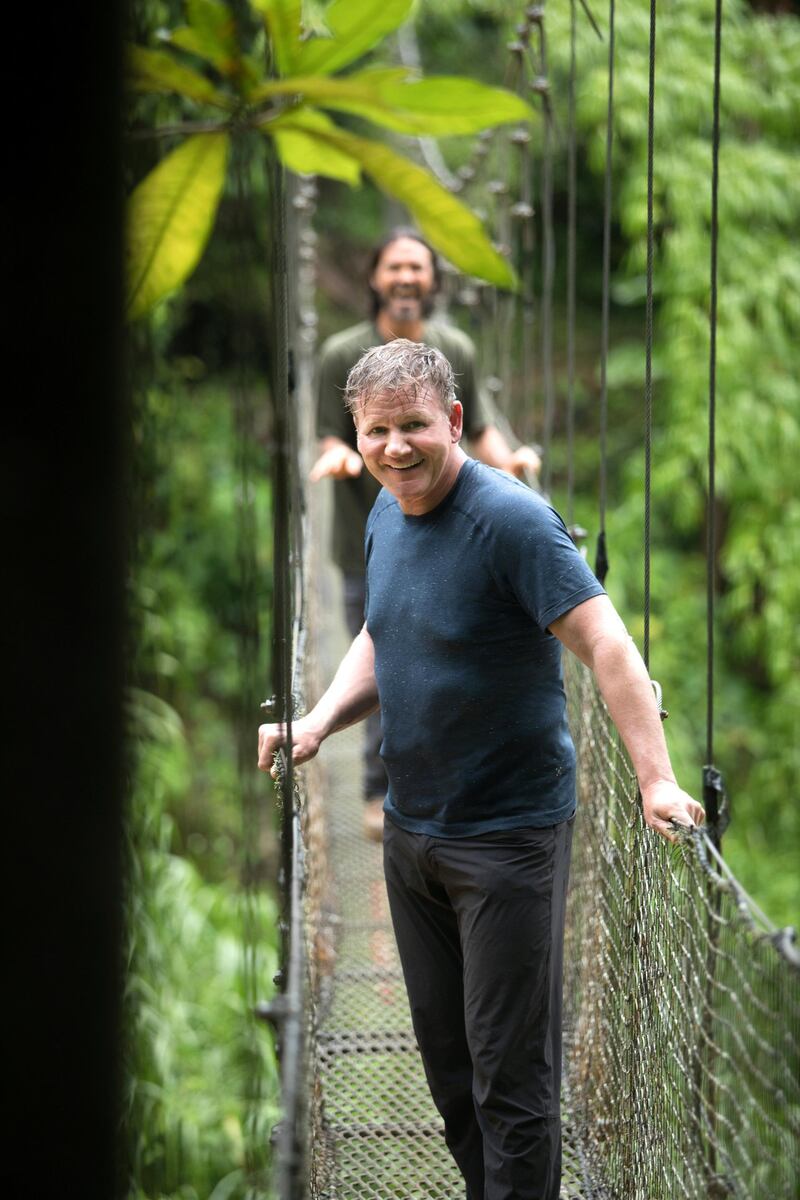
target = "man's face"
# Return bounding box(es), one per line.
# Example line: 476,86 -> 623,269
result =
370,237 -> 436,324
355,387 -> 463,516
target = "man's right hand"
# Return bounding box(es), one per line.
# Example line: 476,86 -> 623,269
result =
309,440 -> 363,482
258,717 -> 324,778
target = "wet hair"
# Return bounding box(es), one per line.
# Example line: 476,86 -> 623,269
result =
367,227 -> 442,318
344,339 -> 456,418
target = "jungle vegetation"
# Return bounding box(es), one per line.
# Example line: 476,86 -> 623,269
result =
125,1 -> 799,1196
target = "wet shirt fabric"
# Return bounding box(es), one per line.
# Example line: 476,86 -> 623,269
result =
365,459 -> 605,837
316,320 -> 493,574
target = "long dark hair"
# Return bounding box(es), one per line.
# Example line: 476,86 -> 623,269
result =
367,227 -> 442,318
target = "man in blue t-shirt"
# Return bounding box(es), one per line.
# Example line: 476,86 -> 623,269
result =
259,340 -> 704,1200
310,227 -> 542,841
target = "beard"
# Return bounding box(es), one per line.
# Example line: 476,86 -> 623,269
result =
379,286 -> 435,321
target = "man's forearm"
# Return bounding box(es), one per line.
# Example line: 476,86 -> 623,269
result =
550,595 -> 703,837
591,633 -> 677,793
306,627 -> 379,742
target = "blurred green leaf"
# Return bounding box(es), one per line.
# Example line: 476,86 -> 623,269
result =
168,0 -> 238,72
291,0 -> 415,77
270,106 -> 361,183
250,63 -> 407,104
127,44 -> 233,107
254,68 -> 535,134
127,133 -> 230,320
268,110 -> 516,289
250,0 -> 302,75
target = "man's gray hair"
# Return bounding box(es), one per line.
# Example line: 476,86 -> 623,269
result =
344,338 -> 456,417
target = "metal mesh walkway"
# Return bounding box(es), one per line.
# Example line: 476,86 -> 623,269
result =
305,517 -> 463,1198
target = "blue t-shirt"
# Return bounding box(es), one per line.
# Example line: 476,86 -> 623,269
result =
364,459 -> 605,837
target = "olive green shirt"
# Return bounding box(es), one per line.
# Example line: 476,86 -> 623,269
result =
316,320 -> 492,574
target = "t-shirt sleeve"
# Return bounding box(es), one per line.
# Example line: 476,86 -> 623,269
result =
494,495 -> 605,631
316,342 -> 353,443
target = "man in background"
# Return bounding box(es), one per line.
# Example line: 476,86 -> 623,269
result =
311,228 -> 541,838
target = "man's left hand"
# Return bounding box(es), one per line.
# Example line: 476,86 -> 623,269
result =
641,780 -> 706,842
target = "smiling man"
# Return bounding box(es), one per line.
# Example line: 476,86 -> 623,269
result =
262,340 -> 704,1200
311,229 -> 541,839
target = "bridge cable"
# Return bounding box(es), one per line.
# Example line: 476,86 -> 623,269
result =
533,9 -> 556,497
566,0 -> 577,527
230,127 -> 273,1189
642,0 -> 657,673
509,30 -> 535,455
703,0 -> 729,846
595,0 -> 615,586
263,149 -> 309,1200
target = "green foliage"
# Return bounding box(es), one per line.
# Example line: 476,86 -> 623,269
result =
131,366 -> 271,871
126,361 -> 277,1197
538,0 -> 800,923
130,44 -> 234,106
272,0 -> 415,77
125,792 -> 279,1198
126,0 -> 533,316
127,133 -> 230,319
270,105 -> 362,182
272,108 -> 516,286
252,66 -> 532,135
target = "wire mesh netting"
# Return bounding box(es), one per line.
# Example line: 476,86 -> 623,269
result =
563,655 -> 799,1200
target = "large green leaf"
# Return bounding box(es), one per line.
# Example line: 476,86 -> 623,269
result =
343,73 -> 535,134
127,44 -> 233,107
266,112 -> 516,289
127,133 -> 230,321
168,0 -> 238,73
269,108 -> 361,184
249,0 -> 302,75
252,68 -> 534,135
249,65 -> 405,105
291,0 -> 414,77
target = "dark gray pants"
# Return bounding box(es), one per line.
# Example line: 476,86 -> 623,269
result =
343,571 -> 386,800
383,816 -> 574,1200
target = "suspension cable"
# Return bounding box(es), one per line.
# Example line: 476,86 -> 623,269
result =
595,0 -> 616,586
566,0 -> 577,526
703,0 -> 729,847
231,128 -> 271,1188
643,0 -> 657,672
532,8 -> 556,496
396,23 -> 460,191
706,0 -> 723,769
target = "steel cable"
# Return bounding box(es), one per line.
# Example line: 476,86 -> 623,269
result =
595,0 -> 616,586
643,0 -> 657,672
566,0 -> 577,526
706,0 -> 723,772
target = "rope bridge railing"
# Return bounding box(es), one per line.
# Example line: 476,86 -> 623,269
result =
564,655 -> 799,1200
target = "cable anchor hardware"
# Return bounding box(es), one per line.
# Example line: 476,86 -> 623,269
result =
650,679 -> 669,721
703,763 -> 730,842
